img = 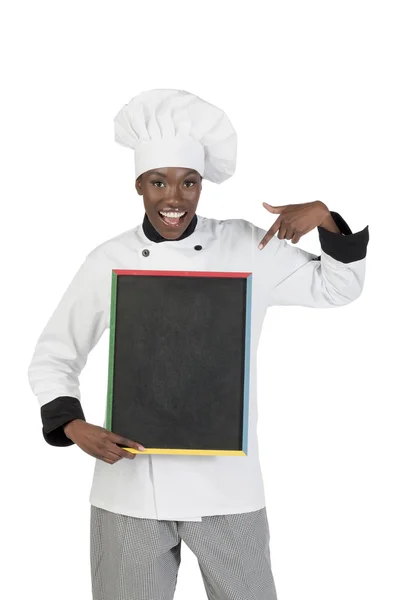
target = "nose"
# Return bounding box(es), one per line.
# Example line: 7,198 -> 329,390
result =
164,181 -> 185,202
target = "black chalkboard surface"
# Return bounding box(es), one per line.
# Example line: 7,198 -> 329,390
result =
106,270 -> 252,456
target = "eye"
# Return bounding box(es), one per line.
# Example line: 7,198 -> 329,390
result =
184,180 -> 196,188
152,181 -> 165,188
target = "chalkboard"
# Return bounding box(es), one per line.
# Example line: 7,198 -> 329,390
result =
106,270 -> 252,456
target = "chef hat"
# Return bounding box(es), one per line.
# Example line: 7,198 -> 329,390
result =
114,89 -> 237,184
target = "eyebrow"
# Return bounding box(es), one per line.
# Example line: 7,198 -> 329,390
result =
147,169 -> 199,178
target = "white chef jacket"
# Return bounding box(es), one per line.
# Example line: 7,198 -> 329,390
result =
27,213 -> 369,521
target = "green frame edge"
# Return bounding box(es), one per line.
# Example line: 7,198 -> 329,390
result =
105,270 -> 118,430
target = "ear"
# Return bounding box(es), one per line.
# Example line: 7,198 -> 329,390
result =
135,176 -> 143,195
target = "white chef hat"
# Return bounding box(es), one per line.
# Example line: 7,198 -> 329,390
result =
114,89 -> 237,184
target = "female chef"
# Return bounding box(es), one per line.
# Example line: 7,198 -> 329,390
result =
27,89 -> 369,600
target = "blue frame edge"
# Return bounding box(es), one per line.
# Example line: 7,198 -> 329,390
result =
242,274 -> 252,455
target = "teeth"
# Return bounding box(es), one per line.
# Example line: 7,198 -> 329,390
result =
160,211 -> 185,218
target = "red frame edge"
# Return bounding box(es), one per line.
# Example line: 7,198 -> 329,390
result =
112,269 -> 251,278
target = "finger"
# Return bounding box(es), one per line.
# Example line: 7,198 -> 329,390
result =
284,225 -> 294,240
258,217 -> 281,249
107,431 -> 146,451
262,202 -> 288,214
93,438 -> 126,463
102,455 -> 119,465
291,224 -> 313,243
109,443 -> 137,460
99,449 -> 119,464
103,448 -> 123,463
291,231 -> 302,244
277,224 -> 287,240
121,448 -> 137,459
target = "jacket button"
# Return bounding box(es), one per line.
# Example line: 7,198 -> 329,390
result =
194,245 -> 202,251
142,249 -> 150,257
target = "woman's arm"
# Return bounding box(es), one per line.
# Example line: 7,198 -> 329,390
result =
254,211 -> 369,308
27,251 -> 110,446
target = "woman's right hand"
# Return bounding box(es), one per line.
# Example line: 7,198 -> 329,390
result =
63,419 -> 146,464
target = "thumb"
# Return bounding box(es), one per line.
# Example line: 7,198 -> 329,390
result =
262,202 -> 285,214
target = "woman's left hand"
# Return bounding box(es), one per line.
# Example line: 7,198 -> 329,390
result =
258,200 -> 334,250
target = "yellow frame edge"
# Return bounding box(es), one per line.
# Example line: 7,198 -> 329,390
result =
122,447 -> 246,456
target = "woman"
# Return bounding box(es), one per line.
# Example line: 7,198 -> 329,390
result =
27,88 -> 369,600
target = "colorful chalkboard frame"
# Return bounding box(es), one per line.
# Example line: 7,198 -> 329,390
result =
106,270 -> 252,456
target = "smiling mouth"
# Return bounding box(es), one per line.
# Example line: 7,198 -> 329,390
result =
158,210 -> 188,227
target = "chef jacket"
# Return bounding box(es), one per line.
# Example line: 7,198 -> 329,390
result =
27,211 -> 369,521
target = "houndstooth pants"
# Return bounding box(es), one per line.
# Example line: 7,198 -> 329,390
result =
90,504 -> 278,600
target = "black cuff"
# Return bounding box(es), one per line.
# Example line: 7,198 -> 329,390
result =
41,396 -> 86,447
317,211 -> 369,263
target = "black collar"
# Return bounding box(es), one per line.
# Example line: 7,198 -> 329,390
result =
142,213 -> 198,243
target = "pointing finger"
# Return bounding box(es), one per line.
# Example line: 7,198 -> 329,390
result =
258,217 -> 281,250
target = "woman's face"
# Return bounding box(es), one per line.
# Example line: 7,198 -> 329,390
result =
135,167 -> 202,240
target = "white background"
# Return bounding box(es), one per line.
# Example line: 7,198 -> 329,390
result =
1,1 -> 398,599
